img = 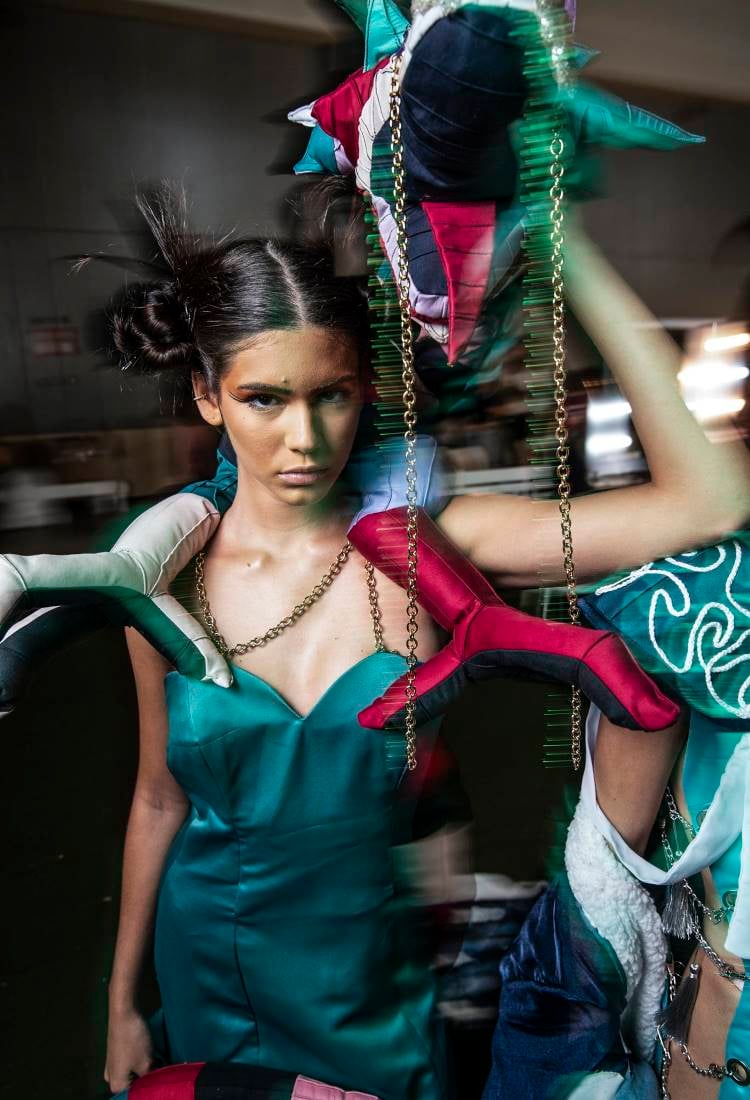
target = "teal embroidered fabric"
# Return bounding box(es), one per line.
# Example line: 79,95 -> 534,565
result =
580,532 -> 750,721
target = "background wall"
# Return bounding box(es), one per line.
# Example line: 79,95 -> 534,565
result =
581,87 -> 750,322
0,1 -> 358,436
2,3 -> 750,439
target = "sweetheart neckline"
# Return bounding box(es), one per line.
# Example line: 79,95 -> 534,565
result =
227,649 -> 407,723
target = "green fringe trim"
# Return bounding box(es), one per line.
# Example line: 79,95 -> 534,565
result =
365,124 -> 411,445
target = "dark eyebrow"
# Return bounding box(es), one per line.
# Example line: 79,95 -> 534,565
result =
233,373 -> 357,396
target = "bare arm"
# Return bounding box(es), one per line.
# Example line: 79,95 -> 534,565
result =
439,223 -> 750,586
104,629 -> 188,1094
592,713 -> 686,855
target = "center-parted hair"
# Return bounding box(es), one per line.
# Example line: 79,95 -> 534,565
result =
111,187 -> 368,391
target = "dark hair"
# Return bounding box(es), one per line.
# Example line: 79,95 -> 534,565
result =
110,186 -> 368,390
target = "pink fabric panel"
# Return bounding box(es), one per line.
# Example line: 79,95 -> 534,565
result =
349,508 -> 499,627
311,58 -> 389,168
359,607 -> 679,732
358,645 -> 461,728
292,1076 -> 380,1100
422,202 -> 496,363
351,508 -> 680,733
130,1063 -> 203,1098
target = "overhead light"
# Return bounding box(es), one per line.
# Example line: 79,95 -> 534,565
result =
686,396 -> 746,420
586,431 -> 633,456
587,397 -> 632,424
703,332 -> 750,354
678,360 -> 750,388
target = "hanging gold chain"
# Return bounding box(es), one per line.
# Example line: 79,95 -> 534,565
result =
365,558 -> 386,653
195,541 -> 354,659
538,0 -> 582,770
389,51 -> 419,772
549,129 -> 583,770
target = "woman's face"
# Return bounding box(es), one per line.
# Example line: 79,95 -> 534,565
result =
194,327 -> 362,508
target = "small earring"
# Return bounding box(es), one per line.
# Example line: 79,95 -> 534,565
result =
192,394 -> 206,402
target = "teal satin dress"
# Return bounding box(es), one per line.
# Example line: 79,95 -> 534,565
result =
151,650 -> 448,1100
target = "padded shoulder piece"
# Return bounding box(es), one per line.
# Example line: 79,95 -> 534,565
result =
0,493 -> 230,687
350,507 -> 680,732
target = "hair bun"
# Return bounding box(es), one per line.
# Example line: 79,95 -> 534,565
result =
112,281 -> 195,373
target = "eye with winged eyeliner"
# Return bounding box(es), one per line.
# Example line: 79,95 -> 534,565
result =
228,373 -> 359,408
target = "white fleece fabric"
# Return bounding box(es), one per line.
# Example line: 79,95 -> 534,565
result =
565,802 -> 667,1062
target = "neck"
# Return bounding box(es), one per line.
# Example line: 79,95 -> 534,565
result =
220,466 -> 351,554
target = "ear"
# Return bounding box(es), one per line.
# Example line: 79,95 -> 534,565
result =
191,371 -> 223,427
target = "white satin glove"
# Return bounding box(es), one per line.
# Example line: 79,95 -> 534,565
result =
0,492 -> 231,690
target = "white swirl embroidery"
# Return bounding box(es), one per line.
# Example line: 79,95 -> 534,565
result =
595,540 -> 750,719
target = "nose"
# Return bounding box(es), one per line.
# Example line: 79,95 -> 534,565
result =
285,400 -> 321,457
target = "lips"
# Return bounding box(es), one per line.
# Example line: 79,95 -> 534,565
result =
277,467 -> 330,485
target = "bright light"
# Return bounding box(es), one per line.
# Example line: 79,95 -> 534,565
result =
703,332 -> 750,354
687,396 -> 746,420
587,397 -> 632,424
586,431 -> 633,456
678,359 -> 750,388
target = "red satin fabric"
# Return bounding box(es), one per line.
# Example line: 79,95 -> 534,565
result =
349,508 -> 680,733
130,1063 -> 202,1097
422,201 -> 496,363
311,58 -> 390,168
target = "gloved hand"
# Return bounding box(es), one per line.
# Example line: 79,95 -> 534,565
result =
350,507 -> 680,733
0,492 -> 230,694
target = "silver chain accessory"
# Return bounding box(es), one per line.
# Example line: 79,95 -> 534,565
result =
658,785 -> 748,1094
660,788 -> 739,933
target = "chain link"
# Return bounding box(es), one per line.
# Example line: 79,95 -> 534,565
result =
677,1044 -> 728,1081
365,559 -> 386,653
657,786 -> 748,1095
658,1027 -> 673,1100
660,789 -> 728,926
659,1023 -> 749,1095
696,929 -> 748,983
195,541 -> 353,659
537,0 -> 582,769
389,50 -> 420,772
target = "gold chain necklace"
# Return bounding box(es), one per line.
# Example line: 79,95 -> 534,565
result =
195,541 -> 368,659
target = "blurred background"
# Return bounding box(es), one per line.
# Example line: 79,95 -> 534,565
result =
1,0 -> 749,1096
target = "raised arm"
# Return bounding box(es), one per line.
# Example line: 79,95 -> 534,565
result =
104,630 -> 188,1095
439,222 -> 750,587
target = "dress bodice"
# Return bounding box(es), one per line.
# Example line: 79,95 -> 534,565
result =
165,652 -> 411,827
154,651 -> 447,1100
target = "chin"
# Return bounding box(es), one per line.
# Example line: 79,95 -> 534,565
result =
274,480 -> 338,506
